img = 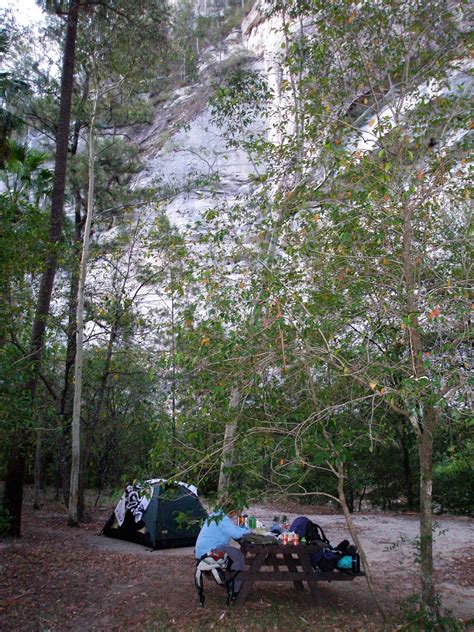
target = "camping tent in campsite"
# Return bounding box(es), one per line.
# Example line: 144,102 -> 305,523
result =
102,479 -> 207,549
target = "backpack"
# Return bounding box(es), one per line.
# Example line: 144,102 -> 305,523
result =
304,520 -> 330,545
194,550 -> 240,607
311,547 -> 344,571
311,544 -> 361,573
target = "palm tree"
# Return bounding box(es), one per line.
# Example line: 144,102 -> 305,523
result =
2,0 -> 81,537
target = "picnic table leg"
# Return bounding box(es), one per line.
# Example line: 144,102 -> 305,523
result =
298,550 -> 323,606
283,551 -> 305,592
234,550 -> 267,606
268,551 -> 280,573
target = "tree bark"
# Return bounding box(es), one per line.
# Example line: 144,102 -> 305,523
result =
2,0 -> 80,537
32,426 -> 44,510
419,406 -> 436,608
58,189 -> 83,505
402,199 -> 437,609
217,387 -> 240,501
337,462 -> 385,619
396,424 -> 415,511
68,89 -> 97,527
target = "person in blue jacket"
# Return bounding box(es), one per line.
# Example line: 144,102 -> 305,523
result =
195,499 -> 250,594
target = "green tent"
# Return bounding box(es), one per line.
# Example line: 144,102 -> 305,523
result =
102,479 -> 207,549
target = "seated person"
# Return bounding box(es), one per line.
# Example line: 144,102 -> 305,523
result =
195,499 -> 250,595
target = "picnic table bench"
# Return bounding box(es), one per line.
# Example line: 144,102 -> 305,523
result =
235,541 -> 365,606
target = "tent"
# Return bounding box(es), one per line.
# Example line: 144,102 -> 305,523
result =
102,479 -> 207,549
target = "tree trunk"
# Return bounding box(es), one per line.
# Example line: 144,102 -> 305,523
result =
33,426 -> 44,510
68,90 -> 97,527
58,71 -> 89,505
217,387 -> 240,501
419,406 -> 437,608
337,462 -> 385,619
2,0 -> 80,537
58,190 -> 83,505
402,198 -> 437,609
76,314 -> 119,517
397,424 -> 415,511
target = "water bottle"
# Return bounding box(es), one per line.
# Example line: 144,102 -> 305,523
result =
352,554 -> 360,573
271,516 -> 282,534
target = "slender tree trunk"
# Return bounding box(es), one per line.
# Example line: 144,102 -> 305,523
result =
419,406 -> 436,608
58,190 -> 83,505
217,387 -> 240,501
402,199 -> 437,608
57,77 -> 89,504
77,319 -> 118,516
68,92 -> 98,527
397,425 -> 415,511
33,426 -> 44,509
170,288 -> 176,466
337,462 -> 385,619
2,0 -> 80,537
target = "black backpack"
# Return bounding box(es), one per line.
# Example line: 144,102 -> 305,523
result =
304,520 -> 330,545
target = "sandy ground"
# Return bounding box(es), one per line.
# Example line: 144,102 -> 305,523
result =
90,503 -> 474,621
1,494 -> 473,631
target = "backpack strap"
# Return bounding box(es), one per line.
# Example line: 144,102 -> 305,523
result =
314,522 -> 330,544
195,551 -> 231,607
305,520 -> 330,545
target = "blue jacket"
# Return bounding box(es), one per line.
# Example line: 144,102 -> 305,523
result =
195,512 -> 250,559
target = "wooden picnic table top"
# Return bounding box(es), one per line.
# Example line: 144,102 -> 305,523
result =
235,540 -> 364,606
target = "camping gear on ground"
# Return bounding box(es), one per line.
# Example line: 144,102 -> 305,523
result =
102,478 -> 207,549
195,549 -> 242,607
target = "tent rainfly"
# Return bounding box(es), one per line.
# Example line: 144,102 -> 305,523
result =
102,479 -> 207,549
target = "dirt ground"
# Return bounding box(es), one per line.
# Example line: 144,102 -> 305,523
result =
0,490 -> 473,631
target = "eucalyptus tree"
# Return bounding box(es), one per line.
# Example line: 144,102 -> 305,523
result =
269,0 -> 471,610
2,0 -> 170,534
207,0 -> 471,612
64,0 -> 169,524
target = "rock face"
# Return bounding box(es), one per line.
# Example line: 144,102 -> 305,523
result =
133,7 -> 269,229
133,3 -> 473,232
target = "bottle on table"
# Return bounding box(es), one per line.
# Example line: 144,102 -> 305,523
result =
271,516 -> 282,534
293,533 -> 299,545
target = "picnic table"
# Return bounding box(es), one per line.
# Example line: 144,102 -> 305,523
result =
235,541 -> 365,606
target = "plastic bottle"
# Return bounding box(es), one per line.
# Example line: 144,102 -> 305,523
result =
282,533 -> 288,545
293,533 -> 299,545
271,516 -> 282,534
352,554 -> 360,573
